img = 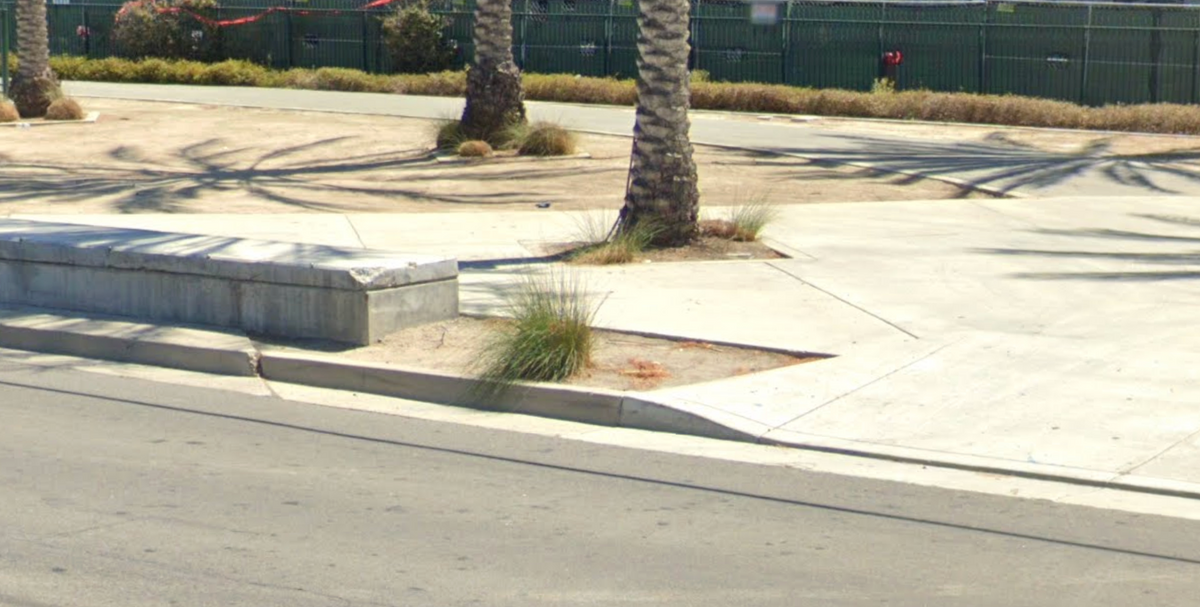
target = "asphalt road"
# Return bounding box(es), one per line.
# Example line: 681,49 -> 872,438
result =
66,81 -> 1200,198
3,361 -> 1200,607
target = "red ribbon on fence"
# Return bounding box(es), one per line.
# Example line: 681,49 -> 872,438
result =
115,0 -> 403,28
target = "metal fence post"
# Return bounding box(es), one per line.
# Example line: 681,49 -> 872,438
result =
877,1 -> 886,84
1149,7 -> 1162,104
689,0 -> 699,72
1,8 -> 8,98
285,9 -> 294,69
1193,22 -> 1200,104
519,0 -> 528,69
978,2 -> 988,94
83,6 -> 91,57
780,0 -> 791,85
361,9 -> 369,72
1080,3 -> 1092,105
604,0 -> 614,77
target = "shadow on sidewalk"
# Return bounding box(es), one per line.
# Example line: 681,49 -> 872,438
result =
758,135 -> 1200,196
979,213 -> 1200,281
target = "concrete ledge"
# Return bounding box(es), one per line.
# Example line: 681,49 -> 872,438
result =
0,306 -> 259,376
0,220 -> 459,344
259,351 -> 624,426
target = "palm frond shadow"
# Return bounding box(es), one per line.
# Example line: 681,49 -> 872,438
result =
978,213 -> 1200,281
753,134 -> 1200,196
0,137 -> 579,212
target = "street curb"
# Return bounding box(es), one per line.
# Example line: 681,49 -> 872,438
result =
259,351 -> 626,426
5,310 -> 1199,502
257,350 -> 759,440
258,350 -> 1200,501
0,307 -> 259,376
757,429 -> 1200,502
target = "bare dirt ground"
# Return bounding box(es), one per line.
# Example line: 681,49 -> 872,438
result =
258,316 -> 822,392
0,98 -> 989,216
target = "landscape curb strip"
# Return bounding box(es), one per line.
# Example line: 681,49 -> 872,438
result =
0,111 -> 101,128
257,351 -> 763,439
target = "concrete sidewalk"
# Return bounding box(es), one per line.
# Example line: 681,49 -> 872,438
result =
16,195 -> 1200,498
65,81 -> 1200,199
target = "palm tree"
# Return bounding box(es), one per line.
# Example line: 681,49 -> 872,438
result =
616,0 -> 699,247
10,0 -> 62,117
459,0 -> 526,144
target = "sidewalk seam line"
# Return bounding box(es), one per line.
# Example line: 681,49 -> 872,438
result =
766,262 -> 920,340
775,340 -> 955,428
1119,424 -> 1200,476
344,215 -> 367,249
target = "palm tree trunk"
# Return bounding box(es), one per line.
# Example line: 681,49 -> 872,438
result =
460,0 -> 526,144
618,0 -> 699,247
10,0 -> 60,118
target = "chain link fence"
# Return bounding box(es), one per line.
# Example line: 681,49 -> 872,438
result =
4,0 -> 1200,105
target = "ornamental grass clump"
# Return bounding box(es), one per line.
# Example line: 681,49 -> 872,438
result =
570,218 -> 661,265
478,271 -> 600,385
517,122 -> 577,156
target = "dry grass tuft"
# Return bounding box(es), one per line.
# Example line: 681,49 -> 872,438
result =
0,100 -> 19,123
477,271 -> 600,385
456,139 -> 493,157
700,219 -> 738,240
570,219 -> 661,265
517,122 -> 578,156
44,98 -> 85,121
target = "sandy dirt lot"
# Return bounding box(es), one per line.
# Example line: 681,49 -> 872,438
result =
0,98 -> 990,216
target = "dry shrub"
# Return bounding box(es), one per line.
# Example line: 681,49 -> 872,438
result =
44,98 -> 85,121
199,60 -> 270,86
517,122 -> 577,156
0,100 -> 18,123
44,56 -> 1200,136
312,67 -> 377,92
405,70 -> 468,97
700,219 -> 738,240
1090,103 -> 1200,134
457,140 -> 493,157
523,74 -> 635,105
693,81 -> 800,114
